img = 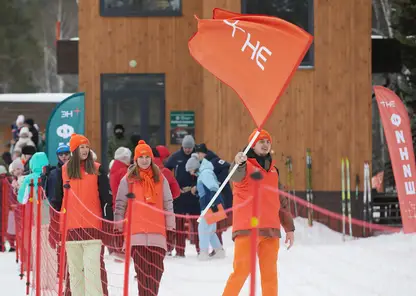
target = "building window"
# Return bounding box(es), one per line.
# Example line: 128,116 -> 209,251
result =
101,73 -> 166,168
100,0 -> 182,17
241,0 -> 314,67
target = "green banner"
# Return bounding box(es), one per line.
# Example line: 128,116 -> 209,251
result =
170,111 -> 195,144
46,93 -> 85,166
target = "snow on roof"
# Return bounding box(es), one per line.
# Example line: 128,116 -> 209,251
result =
0,93 -> 74,103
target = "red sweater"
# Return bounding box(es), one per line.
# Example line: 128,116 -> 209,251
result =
110,160 -> 129,209
153,157 -> 181,199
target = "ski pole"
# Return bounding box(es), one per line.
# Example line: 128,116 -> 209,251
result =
355,174 -> 359,201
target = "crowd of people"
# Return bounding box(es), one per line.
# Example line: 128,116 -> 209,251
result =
0,117 -> 295,296
0,115 -> 45,253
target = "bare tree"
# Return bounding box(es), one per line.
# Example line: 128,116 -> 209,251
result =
372,0 -> 393,37
29,0 -> 78,93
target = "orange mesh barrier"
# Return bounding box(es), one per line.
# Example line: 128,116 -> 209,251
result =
3,172 -> 404,296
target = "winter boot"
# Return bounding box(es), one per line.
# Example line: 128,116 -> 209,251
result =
211,248 -> 225,259
198,251 -> 210,261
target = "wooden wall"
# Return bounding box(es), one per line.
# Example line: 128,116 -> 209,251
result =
78,0 -> 204,161
78,0 -> 372,192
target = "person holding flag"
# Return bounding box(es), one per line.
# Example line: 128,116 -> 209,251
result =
222,129 -> 295,296
189,8 -> 313,295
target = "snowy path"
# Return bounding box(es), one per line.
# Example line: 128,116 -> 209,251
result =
1,218 -> 415,295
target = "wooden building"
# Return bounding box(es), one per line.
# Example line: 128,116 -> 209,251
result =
77,0 -> 372,205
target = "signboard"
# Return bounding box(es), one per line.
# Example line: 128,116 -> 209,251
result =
46,93 -> 85,166
170,111 -> 195,145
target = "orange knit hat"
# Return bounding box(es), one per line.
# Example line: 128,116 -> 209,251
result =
248,129 -> 272,147
134,140 -> 154,161
69,133 -> 90,152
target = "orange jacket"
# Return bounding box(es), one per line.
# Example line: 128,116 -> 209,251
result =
232,159 -> 281,232
61,163 -> 102,230
129,175 -> 166,237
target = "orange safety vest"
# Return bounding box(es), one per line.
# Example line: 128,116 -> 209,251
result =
232,159 -> 281,232
129,174 -> 166,237
61,162 -> 102,230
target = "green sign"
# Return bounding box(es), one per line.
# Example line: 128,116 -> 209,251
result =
46,93 -> 85,166
170,111 -> 195,144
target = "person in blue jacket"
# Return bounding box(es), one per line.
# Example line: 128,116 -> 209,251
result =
185,153 -> 225,261
195,144 -> 232,209
195,144 -> 233,244
45,144 -> 71,202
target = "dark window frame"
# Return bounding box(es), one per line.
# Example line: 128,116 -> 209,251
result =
100,73 -> 166,167
241,0 -> 315,67
100,0 -> 182,17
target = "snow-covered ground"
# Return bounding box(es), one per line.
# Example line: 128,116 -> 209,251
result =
1,217 -> 415,295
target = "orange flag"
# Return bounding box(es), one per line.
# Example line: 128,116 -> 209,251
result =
212,7 -> 241,19
374,86 -> 416,233
189,8 -> 313,128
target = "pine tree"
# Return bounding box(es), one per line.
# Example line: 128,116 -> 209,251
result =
0,0 -> 42,92
379,0 -> 416,191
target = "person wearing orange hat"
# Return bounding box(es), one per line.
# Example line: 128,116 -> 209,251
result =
52,133 -> 113,296
222,129 -> 295,296
114,140 -> 175,296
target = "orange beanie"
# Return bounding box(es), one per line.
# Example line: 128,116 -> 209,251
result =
248,129 -> 272,147
69,133 -> 90,152
134,140 -> 154,161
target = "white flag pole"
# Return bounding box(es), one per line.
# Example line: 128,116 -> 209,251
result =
197,130 -> 261,223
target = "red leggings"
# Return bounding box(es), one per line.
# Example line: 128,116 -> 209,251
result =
169,217 -> 199,256
132,246 -> 165,296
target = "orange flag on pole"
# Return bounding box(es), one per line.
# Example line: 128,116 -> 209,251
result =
192,9 -> 313,229
188,8 -> 313,128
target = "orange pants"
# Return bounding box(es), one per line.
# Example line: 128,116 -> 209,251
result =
223,236 -> 279,296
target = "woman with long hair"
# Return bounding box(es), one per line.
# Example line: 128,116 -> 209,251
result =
52,134 -> 113,296
115,140 -> 175,296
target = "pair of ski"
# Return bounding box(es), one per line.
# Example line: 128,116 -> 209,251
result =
341,159 -> 372,240
341,158 -> 353,241
285,149 -> 313,227
363,162 -> 372,236
285,156 -> 298,217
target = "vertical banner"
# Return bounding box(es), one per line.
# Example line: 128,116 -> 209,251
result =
46,93 -> 85,166
374,86 -> 416,233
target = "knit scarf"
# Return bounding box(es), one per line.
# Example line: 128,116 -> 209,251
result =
139,167 -> 156,204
